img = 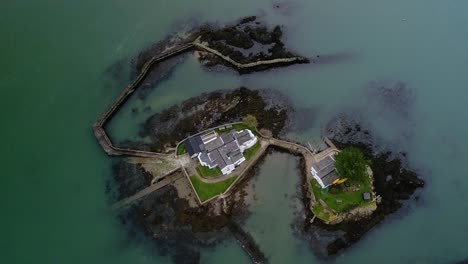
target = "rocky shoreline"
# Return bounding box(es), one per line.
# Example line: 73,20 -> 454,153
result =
295,114 -> 425,257
110,98 -> 425,261
196,16 -> 309,74
114,145 -> 277,264
105,15 -> 426,262
120,87 -> 294,153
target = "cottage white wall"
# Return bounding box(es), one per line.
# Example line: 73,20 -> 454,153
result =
314,174 -> 327,189
222,164 -> 235,175
234,157 -> 246,166
238,130 -> 258,152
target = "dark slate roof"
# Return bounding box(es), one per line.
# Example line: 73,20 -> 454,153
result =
321,171 -> 339,187
209,149 -> 228,170
237,130 -> 250,137
218,148 -> 233,167
312,155 -> 335,172
235,130 -> 254,145
185,136 -> 203,156
199,151 -> 215,167
229,149 -> 244,163
224,140 -> 239,152
205,137 -> 224,152
196,129 -> 257,173
220,133 -> 235,144
316,164 -> 336,178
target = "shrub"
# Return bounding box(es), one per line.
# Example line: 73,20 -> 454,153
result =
242,114 -> 258,128
335,147 -> 370,183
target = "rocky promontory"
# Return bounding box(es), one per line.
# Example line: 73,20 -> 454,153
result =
297,114 -> 425,256
118,87 -> 294,153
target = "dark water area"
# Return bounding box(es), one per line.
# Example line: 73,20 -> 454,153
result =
3,0 -> 468,263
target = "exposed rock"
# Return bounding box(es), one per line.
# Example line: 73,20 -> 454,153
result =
125,87 -> 294,152
297,114 -> 425,256
196,16 -> 308,73
111,159 -> 153,200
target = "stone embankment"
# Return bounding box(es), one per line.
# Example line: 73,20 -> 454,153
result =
228,220 -> 268,264
94,39 -> 308,159
194,37 -> 308,70
111,167 -> 183,210
93,43 -> 194,158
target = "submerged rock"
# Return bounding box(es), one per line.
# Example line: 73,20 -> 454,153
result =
367,80 -> 415,118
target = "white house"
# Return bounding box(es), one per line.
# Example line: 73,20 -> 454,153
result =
311,154 -> 339,188
193,129 -> 257,175
235,129 -> 257,152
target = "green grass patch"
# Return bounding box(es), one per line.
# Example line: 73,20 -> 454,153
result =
312,204 -> 331,222
196,165 -> 222,178
243,141 -> 261,160
310,175 -> 373,213
176,143 -> 187,155
189,175 -> 238,202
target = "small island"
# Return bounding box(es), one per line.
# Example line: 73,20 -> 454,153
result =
309,146 -> 377,224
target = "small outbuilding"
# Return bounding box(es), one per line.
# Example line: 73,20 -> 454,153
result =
363,192 -> 371,200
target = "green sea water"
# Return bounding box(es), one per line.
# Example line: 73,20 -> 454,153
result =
2,0 -> 468,263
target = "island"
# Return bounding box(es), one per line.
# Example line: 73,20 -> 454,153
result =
95,17 -> 425,263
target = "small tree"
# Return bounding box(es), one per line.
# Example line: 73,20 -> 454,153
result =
242,114 -> 258,128
334,147 -> 370,183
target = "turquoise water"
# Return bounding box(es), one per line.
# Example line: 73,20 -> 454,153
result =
2,0 -> 468,263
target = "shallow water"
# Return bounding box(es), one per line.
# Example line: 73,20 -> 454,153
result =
2,0 -> 468,263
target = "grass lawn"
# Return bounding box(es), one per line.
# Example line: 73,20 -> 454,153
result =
243,141 -> 261,160
176,143 -> 187,155
310,176 -> 373,213
312,204 -> 331,222
189,175 -> 238,202
196,165 -> 222,178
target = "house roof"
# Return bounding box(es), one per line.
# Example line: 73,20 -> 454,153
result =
185,136 -> 204,156
321,171 -> 339,187
220,132 -> 235,144
205,137 -> 225,152
195,129 -> 257,174
235,130 -> 254,145
198,151 -> 214,167
312,154 -> 339,187
315,163 -> 336,178
229,149 -> 244,164
312,155 -> 335,172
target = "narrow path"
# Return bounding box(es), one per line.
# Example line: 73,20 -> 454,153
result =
93,37 -> 309,160
194,37 -> 308,69
191,135 -> 318,185
111,167 -> 182,210
93,43 -> 194,158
